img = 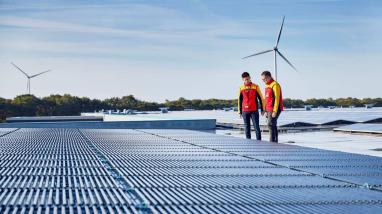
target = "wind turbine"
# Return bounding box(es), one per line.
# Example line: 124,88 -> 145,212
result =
11,62 -> 52,95
242,16 -> 297,80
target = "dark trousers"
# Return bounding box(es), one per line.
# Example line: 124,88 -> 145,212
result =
267,111 -> 280,142
242,111 -> 261,140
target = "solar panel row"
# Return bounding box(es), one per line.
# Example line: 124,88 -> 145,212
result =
0,129 -> 140,214
82,129 -> 382,213
1,128 -> 382,214
142,130 -> 382,189
334,123 -> 382,134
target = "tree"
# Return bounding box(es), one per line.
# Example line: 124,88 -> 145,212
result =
11,95 -> 42,116
1,95 -> 382,122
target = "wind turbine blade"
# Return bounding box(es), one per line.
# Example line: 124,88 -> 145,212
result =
275,16 -> 285,47
11,62 -> 30,78
242,49 -> 273,59
30,70 -> 51,78
277,50 -> 297,71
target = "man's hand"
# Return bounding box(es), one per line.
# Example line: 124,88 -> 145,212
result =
261,111 -> 265,116
239,113 -> 242,119
272,112 -> 277,118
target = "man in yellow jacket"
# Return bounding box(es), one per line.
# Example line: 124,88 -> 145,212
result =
238,72 -> 265,140
261,71 -> 284,142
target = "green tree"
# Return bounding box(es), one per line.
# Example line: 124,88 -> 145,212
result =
11,95 -> 42,116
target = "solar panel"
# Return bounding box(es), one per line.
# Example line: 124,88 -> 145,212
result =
1,128 -> 382,213
335,123 -> 382,134
138,129 -> 382,189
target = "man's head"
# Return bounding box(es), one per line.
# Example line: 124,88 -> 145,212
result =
261,71 -> 273,84
241,72 -> 251,85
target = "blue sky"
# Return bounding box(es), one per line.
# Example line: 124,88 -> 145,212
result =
0,0 -> 381,101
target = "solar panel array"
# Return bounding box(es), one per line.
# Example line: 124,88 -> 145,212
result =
1,128 -> 382,213
334,123 -> 382,134
0,128 -> 142,214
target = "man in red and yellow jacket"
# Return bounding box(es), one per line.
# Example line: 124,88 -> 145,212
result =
261,71 -> 284,142
238,72 -> 265,140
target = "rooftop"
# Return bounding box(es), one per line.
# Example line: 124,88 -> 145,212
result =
84,107 -> 382,127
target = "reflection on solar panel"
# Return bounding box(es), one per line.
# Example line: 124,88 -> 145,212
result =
1,128 -> 382,213
335,123 -> 382,134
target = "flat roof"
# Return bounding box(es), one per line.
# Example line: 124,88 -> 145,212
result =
6,115 -> 103,123
84,107 -> 382,127
1,128 -> 382,213
0,119 -> 216,130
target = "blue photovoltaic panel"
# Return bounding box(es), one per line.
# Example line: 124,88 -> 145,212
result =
0,128 -> 141,214
1,128 -> 382,214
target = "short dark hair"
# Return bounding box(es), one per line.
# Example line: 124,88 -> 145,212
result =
241,72 -> 250,78
261,71 -> 272,77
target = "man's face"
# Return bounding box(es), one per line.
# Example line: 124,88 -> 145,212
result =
242,76 -> 251,85
261,75 -> 270,83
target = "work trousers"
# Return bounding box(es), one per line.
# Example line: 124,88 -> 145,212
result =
242,111 -> 261,140
266,111 -> 281,142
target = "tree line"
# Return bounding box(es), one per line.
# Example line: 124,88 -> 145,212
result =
1,94 -> 381,121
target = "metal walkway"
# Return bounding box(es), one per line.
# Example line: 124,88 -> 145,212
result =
1,128 -> 382,213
